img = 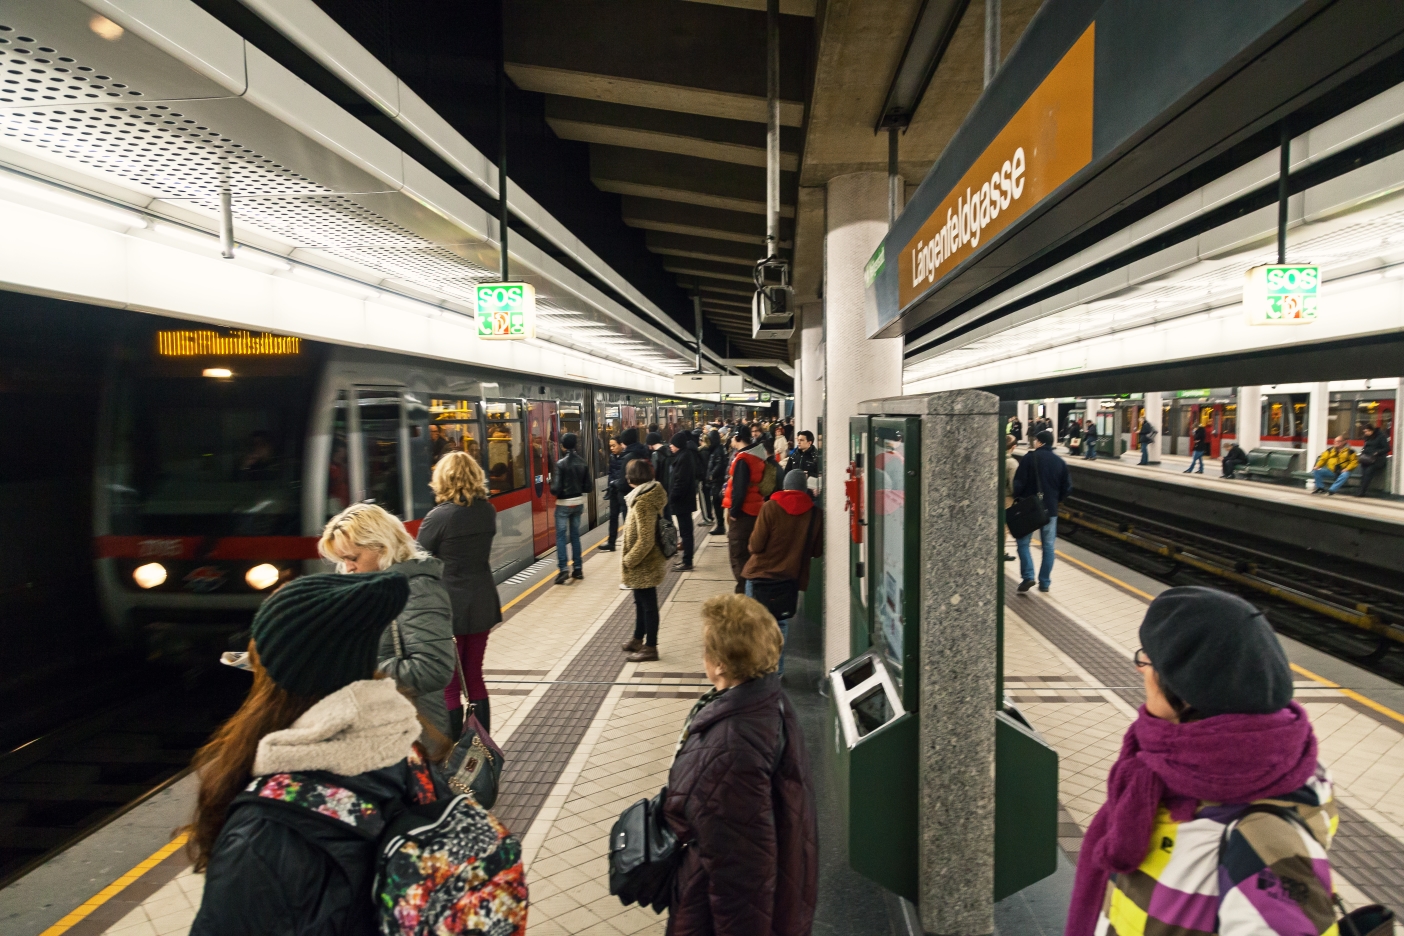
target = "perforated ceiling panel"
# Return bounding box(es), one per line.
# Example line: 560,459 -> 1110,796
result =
0,3 -> 690,371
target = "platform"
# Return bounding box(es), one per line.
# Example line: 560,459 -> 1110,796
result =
8,520 -> 1404,936
1057,448 -> 1404,576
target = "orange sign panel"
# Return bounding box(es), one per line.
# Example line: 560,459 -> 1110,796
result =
898,24 -> 1095,310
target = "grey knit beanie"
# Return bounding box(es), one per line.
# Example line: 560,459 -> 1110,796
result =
251,571 -> 409,697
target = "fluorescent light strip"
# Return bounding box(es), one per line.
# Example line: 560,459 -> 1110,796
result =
0,172 -> 147,229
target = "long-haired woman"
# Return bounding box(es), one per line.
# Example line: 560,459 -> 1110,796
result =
319,503 -> 456,754
417,451 -> 503,736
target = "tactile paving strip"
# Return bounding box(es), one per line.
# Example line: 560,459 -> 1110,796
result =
490,563 -> 689,834
1011,580 -> 1404,908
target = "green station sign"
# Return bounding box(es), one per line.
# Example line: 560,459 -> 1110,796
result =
1245,264 -> 1319,325
475,282 -> 536,339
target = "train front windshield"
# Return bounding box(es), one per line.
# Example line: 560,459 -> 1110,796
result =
109,370 -> 311,536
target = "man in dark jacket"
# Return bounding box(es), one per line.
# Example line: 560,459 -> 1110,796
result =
601,437 -> 626,552
705,428 -> 729,535
1082,416 -> 1099,460
550,433 -> 590,584
786,430 -> 820,479
1186,423 -> 1208,473
1138,414 -> 1158,465
664,595 -> 818,936
647,431 -> 672,520
1012,430 -> 1073,594
668,430 -> 699,570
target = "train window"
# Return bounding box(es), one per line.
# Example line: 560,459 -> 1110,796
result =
327,390 -> 349,518
111,371 -> 309,536
483,400 -> 526,494
428,399 -> 483,465
357,389 -> 404,517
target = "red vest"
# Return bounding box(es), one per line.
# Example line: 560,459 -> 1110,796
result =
723,449 -> 765,516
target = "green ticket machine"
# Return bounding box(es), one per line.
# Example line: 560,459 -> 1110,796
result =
832,398 -> 1059,916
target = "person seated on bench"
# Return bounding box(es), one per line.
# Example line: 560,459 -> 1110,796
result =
1221,443 -> 1249,478
1310,436 -> 1358,496
1356,425 -> 1389,497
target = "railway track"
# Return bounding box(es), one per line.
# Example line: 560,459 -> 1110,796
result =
1057,494 -> 1404,683
0,661 -> 247,887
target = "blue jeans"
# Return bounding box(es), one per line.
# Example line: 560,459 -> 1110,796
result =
554,504 -> 583,571
1139,443 -> 1149,465
744,579 -> 790,675
1085,441 -> 1097,460
1187,450 -> 1205,472
1312,467 -> 1351,493
1016,517 -> 1057,590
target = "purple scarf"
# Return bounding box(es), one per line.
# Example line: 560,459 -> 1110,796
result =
1065,701 -> 1318,936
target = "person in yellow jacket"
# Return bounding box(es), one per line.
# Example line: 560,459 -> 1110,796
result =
1310,435 -> 1359,495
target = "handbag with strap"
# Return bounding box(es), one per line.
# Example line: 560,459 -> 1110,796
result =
1006,451 -> 1050,539
442,649 -> 505,809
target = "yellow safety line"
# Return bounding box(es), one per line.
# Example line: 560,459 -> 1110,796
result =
1290,663 -> 1404,727
500,540 -> 602,612
39,833 -> 188,936
1053,550 -> 1156,602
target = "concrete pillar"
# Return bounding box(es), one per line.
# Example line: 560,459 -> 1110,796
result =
1306,382 -> 1331,480
1142,392 -> 1162,463
912,390 -> 1000,936
1237,386 -> 1263,452
822,172 -> 904,670
1042,397 -> 1057,427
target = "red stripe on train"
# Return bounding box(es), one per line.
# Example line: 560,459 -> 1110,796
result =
94,492 -> 533,560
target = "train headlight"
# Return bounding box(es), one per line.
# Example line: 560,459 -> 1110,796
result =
132,562 -> 167,589
245,563 -> 280,590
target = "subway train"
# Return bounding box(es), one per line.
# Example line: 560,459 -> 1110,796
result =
92,319 -> 768,650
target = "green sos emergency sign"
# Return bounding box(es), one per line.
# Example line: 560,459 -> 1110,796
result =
1244,264 -> 1319,325
475,282 -> 536,339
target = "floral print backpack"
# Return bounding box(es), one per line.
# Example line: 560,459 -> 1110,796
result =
243,745 -> 527,935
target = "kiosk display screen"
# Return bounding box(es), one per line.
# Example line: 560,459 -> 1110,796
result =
871,424 -> 908,692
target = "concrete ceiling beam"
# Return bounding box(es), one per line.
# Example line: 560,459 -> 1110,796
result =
545,97 -> 802,170
663,260 -> 759,284
503,0 -> 810,119
645,231 -> 786,267
621,197 -> 793,246
684,0 -> 817,15
592,146 -> 797,216
722,358 -> 796,377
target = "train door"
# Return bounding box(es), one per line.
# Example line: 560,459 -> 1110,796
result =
527,401 -> 559,555
354,388 -> 406,519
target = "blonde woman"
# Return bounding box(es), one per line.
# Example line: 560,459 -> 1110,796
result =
417,451 -> 502,737
319,503 -> 456,751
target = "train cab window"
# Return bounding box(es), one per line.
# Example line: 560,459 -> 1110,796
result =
483,401 -> 526,494
357,389 -> 404,517
327,391 -> 350,519
429,399 -> 483,465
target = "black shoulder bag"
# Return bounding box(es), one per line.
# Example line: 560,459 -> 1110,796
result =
608,699 -> 788,914
1006,452 -> 1049,539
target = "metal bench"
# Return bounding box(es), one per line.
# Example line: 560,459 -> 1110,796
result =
1240,448 -> 1299,482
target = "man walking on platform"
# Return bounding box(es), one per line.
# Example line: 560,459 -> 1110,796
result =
1138,413 -> 1157,465
1186,422 -> 1208,473
1012,430 -> 1072,594
723,426 -> 767,593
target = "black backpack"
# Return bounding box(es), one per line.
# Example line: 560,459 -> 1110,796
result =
655,513 -> 679,559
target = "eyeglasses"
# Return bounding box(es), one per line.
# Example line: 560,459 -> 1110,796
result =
1133,648 -> 1151,669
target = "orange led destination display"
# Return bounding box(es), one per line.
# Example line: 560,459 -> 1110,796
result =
157,329 -> 301,356
898,24 -> 1095,310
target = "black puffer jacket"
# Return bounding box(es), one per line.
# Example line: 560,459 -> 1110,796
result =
663,673 -> 818,936
705,433 -> 730,488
